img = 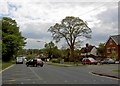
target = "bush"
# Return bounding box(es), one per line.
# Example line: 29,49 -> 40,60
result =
51,59 -> 60,63
25,55 -> 36,60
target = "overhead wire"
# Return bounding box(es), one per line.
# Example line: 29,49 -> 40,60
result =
79,0 -> 116,17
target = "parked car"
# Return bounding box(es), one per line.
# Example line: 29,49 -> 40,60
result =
26,59 -> 44,67
100,58 -> 115,64
115,60 -> 120,64
82,57 -> 98,65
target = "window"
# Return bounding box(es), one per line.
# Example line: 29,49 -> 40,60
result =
107,48 -> 111,53
112,47 -> 116,53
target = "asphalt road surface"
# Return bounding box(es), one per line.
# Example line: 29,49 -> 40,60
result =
2,63 -> 119,84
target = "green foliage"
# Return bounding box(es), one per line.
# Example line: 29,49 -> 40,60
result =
97,43 -> 105,57
2,17 -> 26,62
44,41 -> 60,59
48,16 -> 91,62
25,55 -> 36,60
2,61 -> 15,70
111,51 -> 117,60
113,70 -> 120,72
51,58 -> 60,63
0,40 -> 2,45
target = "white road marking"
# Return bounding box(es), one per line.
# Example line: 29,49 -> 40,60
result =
43,81 -> 47,83
29,67 -> 43,80
32,82 -> 35,84
21,82 -> 24,84
84,80 -> 87,82
64,80 -> 68,83
74,80 -> 77,82
0,64 -> 15,73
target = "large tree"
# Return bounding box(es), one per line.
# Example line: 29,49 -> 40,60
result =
48,16 -> 92,62
2,17 -> 26,62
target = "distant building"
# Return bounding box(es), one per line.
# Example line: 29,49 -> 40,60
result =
80,44 -> 98,58
104,35 -> 120,60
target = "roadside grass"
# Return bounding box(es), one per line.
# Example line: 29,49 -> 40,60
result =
2,61 -> 15,70
0,62 -> 2,71
48,62 -> 85,67
112,70 -> 120,72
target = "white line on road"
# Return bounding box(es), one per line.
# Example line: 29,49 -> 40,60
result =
29,67 -> 43,80
0,64 -> 15,73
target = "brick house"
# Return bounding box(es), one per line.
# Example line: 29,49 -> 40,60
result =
80,44 -> 98,58
104,35 -> 120,60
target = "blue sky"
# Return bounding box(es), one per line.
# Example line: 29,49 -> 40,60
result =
0,0 -> 119,49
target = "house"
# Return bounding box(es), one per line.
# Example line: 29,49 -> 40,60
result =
104,35 -> 120,60
80,44 -> 98,58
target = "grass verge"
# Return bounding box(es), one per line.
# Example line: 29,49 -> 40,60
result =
0,62 -> 2,71
48,62 -> 84,67
112,70 -> 120,72
1,61 -> 15,70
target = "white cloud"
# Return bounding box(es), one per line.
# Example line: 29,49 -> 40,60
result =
0,0 -> 8,15
0,0 -> 118,49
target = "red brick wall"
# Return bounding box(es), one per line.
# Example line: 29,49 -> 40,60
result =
105,37 -> 119,60
118,45 -> 120,60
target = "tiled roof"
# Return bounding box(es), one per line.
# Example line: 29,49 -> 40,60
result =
111,35 -> 120,45
81,45 -> 95,53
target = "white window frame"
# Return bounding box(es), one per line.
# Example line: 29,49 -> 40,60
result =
107,48 -> 111,53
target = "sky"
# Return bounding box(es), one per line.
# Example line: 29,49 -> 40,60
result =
0,0 -> 119,49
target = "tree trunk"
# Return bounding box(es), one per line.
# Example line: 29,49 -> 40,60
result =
70,46 -> 75,62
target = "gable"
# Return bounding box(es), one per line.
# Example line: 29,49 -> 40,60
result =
111,35 -> 120,45
104,35 -> 119,47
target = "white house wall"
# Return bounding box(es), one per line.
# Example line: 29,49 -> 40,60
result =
90,47 -> 97,56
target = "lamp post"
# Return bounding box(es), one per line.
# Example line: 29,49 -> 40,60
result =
37,40 -> 48,61
37,40 -> 47,48
37,41 -> 47,44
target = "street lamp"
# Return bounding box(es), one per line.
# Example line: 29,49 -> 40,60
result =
37,41 -> 47,44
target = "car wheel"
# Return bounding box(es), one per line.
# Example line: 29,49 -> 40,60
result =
36,64 -> 38,67
40,65 -> 43,67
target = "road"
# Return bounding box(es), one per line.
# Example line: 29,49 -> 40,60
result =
2,63 -> 119,84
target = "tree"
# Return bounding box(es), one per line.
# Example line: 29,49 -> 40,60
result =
2,17 -> 26,62
97,43 -> 105,57
44,41 -> 58,59
111,51 -> 117,60
48,16 -> 91,62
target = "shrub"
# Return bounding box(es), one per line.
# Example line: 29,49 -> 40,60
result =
25,55 -> 36,60
51,59 -> 60,63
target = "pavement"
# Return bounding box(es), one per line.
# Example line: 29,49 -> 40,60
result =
91,67 -> 120,80
47,62 -> 120,80
91,70 -> 120,79
84,64 -> 120,80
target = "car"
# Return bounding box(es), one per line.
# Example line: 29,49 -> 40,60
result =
100,58 -> 115,64
82,57 -> 98,65
115,60 -> 120,64
16,55 -> 24,64
26,59 -> 44,67
36,59 -> 44,67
